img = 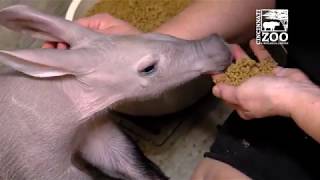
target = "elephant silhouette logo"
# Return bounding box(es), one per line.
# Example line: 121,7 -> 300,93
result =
256,9 -> 288,45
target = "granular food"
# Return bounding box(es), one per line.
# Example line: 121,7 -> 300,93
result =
214,58 -> 278,86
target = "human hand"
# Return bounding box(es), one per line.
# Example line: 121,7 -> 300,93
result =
212,40 -> 313,120
42,13 -> 140,49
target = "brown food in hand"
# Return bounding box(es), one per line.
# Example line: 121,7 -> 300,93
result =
214,58 -> 278,86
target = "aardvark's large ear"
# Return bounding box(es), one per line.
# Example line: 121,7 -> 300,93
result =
0,49 -> 96,78
0,5 -> 96,46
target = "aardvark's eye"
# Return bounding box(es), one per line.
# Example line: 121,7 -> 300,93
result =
138,62 -> 157,76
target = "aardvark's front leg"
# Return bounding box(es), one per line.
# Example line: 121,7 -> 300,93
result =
79,117 -> 168,180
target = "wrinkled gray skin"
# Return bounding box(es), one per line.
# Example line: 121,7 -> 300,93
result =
0,5 -> 232,180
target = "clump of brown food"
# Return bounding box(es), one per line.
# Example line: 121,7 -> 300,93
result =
86,0 -> 191,32
214,58 -> 278,86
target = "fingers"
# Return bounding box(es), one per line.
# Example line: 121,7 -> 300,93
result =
212,84 -> 239,104
211,73 -> 225,83
230,44 -> 249,62
42,42 -> 56,49
42,42 -> 68,49
89,13 -> 115,22
42,16 -> 90,50
230,39 -> 274,63
213,79 -> 256,120
75,15 -> 107,30
237,110 -> 252,120
57,43 -> 68,49
249,39 -> 274,62
75,13 -> 119,30
211,44 -> 248,83
75,18 -> 87,25
76,18 -> 92,28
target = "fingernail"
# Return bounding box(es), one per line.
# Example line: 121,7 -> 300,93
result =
212,86 -> 221,97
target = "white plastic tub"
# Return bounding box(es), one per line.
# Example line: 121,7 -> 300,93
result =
66,0 -> 99,21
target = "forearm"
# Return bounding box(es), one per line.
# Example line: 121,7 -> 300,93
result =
285,83 -> 320,143
154,0 -> 275,42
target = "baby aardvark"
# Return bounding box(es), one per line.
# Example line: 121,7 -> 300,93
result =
0,5 -> 231,180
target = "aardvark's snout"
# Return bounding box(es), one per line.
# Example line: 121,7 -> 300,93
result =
196,34 -> 232,74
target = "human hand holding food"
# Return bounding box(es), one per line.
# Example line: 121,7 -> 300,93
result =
212,40 -> 315,120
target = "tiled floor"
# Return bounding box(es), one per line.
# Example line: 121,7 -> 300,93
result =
139,97 -> 232,179
117,95 -> 232,180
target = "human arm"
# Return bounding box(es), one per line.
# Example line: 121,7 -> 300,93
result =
73,13 -> 140,35
42,13 -> 140,49
212,40 -> 320,142
154,0 -> 275,42
285,81 -> 320,142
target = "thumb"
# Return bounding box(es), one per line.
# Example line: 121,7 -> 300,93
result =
213,84 -> 239,104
